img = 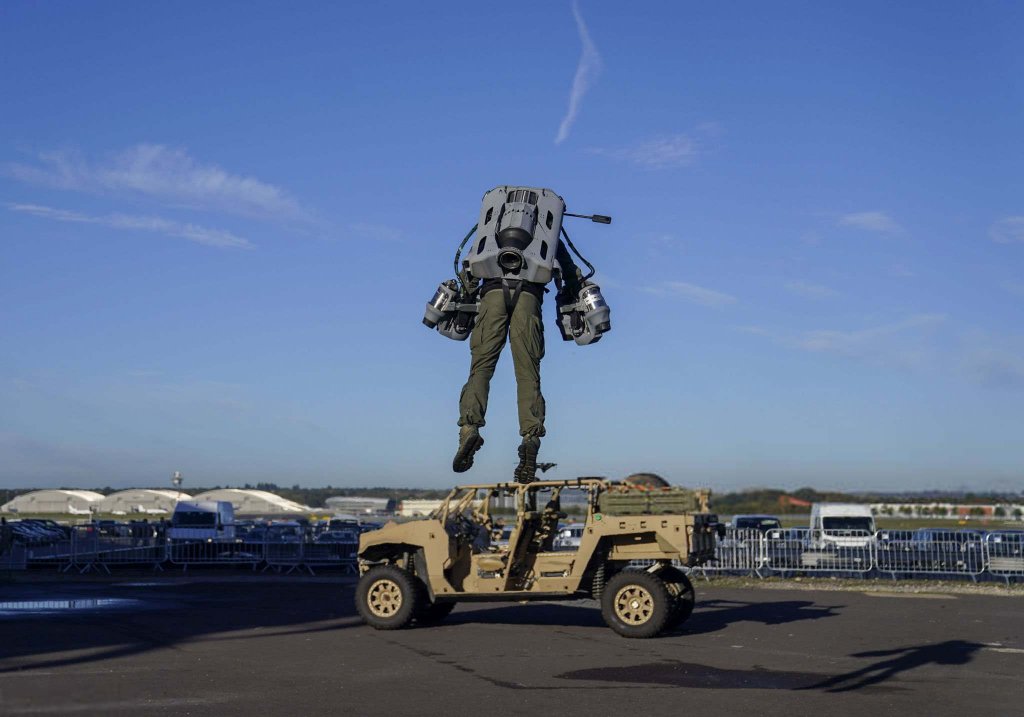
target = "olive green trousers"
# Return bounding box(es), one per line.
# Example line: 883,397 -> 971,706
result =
458,290 -> 546,438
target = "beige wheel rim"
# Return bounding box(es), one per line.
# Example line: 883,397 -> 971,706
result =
367,578 -> 403,618
613,584 -> 654,625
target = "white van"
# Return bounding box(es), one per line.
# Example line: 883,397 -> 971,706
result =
810,503 -> 876,549
168,500 -> 236,541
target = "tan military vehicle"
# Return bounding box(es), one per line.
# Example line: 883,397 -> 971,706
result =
355,478 -> 722,638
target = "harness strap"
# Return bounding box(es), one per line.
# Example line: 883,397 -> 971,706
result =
501,278 -> 524,312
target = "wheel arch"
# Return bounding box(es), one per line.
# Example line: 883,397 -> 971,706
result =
359,541 -> 423,564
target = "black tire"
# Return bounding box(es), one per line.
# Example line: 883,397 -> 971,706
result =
601,570 -> 672,638
355,565 -> 421,630
416,600 -> 456,625
665,571 -> 696,628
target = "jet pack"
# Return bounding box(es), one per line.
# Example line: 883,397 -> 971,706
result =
423,185 -> 612,345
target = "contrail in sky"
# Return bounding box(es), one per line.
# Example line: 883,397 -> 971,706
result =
555,1 -> 602,145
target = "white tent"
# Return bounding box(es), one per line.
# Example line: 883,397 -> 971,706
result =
95,489 -> 191,515
1,489 -> 105,514
192,489 -> 308,515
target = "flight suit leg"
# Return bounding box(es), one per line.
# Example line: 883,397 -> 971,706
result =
508,292 -> 546,438
458,291 -> 510,430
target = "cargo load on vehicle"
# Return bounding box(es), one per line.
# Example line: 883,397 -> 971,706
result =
597,485 -> 710,516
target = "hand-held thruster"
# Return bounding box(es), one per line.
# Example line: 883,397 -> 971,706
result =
556,282 -> 611,345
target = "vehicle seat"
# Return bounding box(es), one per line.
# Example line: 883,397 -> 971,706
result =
476,554 -> 506,572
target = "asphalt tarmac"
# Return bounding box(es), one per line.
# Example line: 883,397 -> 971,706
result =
0,577 -> 1021,717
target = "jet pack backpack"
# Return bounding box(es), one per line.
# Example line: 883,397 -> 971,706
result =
464,186 -> 566,285
423,185 -> 612,342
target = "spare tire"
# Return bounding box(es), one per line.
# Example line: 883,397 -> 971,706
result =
623,472 -> 670,489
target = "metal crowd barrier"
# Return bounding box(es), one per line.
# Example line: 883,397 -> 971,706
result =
169,538 -> 262,571
10,520 -> 1023,582
695,527 -> 1017,581
766,529 -> 874,576
69,525 -> 168,573
986,531 -> 1024,583
259,541 -> 359,575
10,523 -> 360,574
875,530 -> 985,579
701,528 -> 765,575
290,542 -> 359,575
1,542 -> 27,571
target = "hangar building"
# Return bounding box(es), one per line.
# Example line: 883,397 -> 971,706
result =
1,489 -> 105,515
325,496 -> 394,515
399,499 -> 444,517
192,489 -> 308,516
95,489 -> 191,515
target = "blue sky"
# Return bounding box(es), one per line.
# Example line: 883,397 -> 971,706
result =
1,2 -> 1022,492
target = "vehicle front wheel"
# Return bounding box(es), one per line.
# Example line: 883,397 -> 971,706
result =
355,565 -> 421,630
601,570 -> 672,638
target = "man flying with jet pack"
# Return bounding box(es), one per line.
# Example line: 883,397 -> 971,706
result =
423,186 -> 612,483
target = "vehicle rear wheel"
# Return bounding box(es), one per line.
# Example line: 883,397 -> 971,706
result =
416,600 -> 456,625
665,572 -> 696,627
355,565 -> 421,630
601,570 -> 672,638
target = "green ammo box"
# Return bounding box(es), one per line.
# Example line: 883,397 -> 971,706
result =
597,491 -> 650,515
648,488 -> 698,514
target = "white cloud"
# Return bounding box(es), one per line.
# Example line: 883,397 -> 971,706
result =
7,203 -> 252,249
589,134 -> 697,169
644,280 -> 738,308
6,145 -> 303,219
837,211 -> 902,235
555,1 -> 602,145
990,216 -> 1024,244
742,314 -> 946,370
791,314 -> 944,356
784,281 -> 839,299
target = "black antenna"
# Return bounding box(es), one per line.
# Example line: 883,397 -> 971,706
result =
564,212 -> 612,224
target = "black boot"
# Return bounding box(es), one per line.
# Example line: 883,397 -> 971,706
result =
452,426 -> 484,473
514,436 -> 540,484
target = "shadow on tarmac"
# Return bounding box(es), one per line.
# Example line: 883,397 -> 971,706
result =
447,597 -> 843,637
799,640 -> 987,693
0,581 -> 361,673
558,640 -> 986,692
677,598 -> 842,635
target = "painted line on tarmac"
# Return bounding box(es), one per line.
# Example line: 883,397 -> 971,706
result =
983,643 -> 1024,654
862,592 -> 957,599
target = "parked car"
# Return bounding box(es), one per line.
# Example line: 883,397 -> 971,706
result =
316,530 -> 359,544
265,522 -> 304,543
8,520 -> 67,545
167,501 -> 236,542
809,503 -> 876,549
552,523 -> 584,551
731,514 -> 782,533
